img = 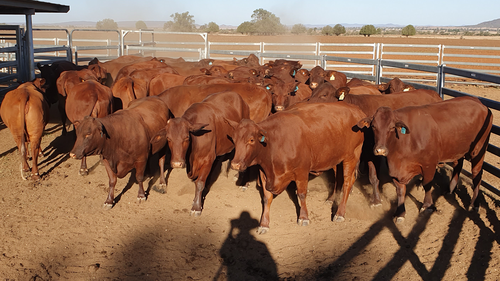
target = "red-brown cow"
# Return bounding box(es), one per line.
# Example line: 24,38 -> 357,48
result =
89,55 -> 154,87
264,77 -> 312,112
148,73 -> 186,96
113,58 -> 169,83
151,91 -> 250,215
228,102 -> 366,233
157,83 -> 272,122
378,77 -> 415,94
111,76 -> 149,109
69,96 -> 170,208
308,66 -> 347,90
57,68 -> 114,175
357,96 -> 492,222
0,79 -> 50,180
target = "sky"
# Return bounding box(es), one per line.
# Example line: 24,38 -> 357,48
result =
1,0 -> 499,27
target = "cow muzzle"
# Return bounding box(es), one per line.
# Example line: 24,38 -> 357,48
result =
374,146 -> 388,156
171,161 -> 185,169
274,105 -> 285,111
310,82 -> 318,89
231,162 -> 246,172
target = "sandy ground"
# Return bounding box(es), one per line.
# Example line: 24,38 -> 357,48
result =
0,82 -> 499,280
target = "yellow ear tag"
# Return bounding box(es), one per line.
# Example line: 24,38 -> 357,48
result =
339,93 -> 345,100
330,75 -> 335,81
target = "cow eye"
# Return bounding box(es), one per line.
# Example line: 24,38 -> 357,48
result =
248,138 -> 255,144
85,134 -> 91,138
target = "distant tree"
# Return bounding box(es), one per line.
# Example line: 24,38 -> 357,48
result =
96,18 -> 118,30
250,8 -> 286,35
322,25 -> 334,35
402,24 -> 416,37
237,21 -> 256,34
291,24 -> 307,35
200,22 -> 220,33
360,24 -> 376,37
332,24 -> 346,36
136,20 -> 147,30
164,11 -> 195,32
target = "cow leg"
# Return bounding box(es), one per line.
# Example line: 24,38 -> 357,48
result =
135,161 -> 148,202
79,157 -> 89,176
368,160 -> 382,207
469,153 -> 486,211
449,158 -> 464,194
325,166 -> 338,203
296,177 -> 310,226
30,139 -> 42,181
393,179 -> 406,223
190,160 -> 213,216
158,154 -> 167,189
18,140 -> 31,180
333,159 -> 358,222
102,159 -> 117,209
58,97 -> 68,135
258,170 -> 273,234
420,169 -> 436,213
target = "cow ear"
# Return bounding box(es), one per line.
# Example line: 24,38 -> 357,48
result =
336,87 -> 350,100
395,121 -> 410,135
356,117 -> 373,129
258,130 -> 268,145
189,123 -> 209,133
403,85 -> 414,92
150,128 -> 168,155
378,83 -> 389,91
224,118 -> 239,130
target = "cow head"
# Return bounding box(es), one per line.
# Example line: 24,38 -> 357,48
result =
265,78 -> 300,112
150,118 -> 208,169
356,107 -> 410,157
70,116 -> 107,159
226,119 -> 266,172
308,83 -> 338,103
308,66 -> 325,89
294,69 -> 310,84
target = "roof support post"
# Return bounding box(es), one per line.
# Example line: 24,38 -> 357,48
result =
24,10 -> 35,81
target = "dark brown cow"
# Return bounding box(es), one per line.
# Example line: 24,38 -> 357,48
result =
69,96 -> 171,208
151,91 -> 250,215
378,77 -> 415,94
264,77 -> 312,112
37,60 -> 86,104
157,83 -> 272,123
357,96 -> 492,222
0,79 -> 50,180
228,102 -> 366,233
308,66 -> 347,90
57,68 -> 114,175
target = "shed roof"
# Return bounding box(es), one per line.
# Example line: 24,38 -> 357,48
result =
0,0 -> 69,15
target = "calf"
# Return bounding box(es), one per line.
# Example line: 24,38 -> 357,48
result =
69,96 -> 170,208
0,79 -> 50,180
150,91 -> 250,215
357,96 -> 492,221
228,102 -> 366,233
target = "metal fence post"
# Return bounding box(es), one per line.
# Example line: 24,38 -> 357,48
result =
437,64 -> 445,99
375,58 -> 381,85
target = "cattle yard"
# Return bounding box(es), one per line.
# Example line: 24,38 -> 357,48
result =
0,32 -> 500,280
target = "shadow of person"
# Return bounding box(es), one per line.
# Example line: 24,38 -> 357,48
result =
215,211 -> 278,281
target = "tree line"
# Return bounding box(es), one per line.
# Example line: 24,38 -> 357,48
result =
96,9 -> 417,37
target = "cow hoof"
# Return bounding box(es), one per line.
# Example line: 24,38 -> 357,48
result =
31,173 -> 41,181
370,202 -> 383,208
137,197 -> 146,203
257,227 -> 269,235
468,205 -> 479,212
395,217 -> 405,224
232,174 -> 239,182
21,171 -> 31,181
153,184 -> 167,194
103,203 -> 114,210
190,210 -> 202,217
79,169 -> 89,176
238,184 -> 248,192
297,219 -> 310,226
420,207 -> 434,214
333,215 -> 345,222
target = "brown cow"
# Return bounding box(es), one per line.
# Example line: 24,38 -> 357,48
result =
264,77 -> 312,112
113,58 -> 169,83
69,96 -> 171,208
0,79 -> 50,180
151,91 -> 250,215
149,73 -> 186,96
37,60 -> 86,104
111,76 -> 149,109
89,55 -> 154,87
57,68 -> 114,175
228,102 -> 366,233
157,83 -> 272,123
357,96 -> 492,222
378,77 -> 415,94
308,66 -> 347,90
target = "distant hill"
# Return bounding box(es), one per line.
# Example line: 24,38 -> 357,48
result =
466,18 -> 500,28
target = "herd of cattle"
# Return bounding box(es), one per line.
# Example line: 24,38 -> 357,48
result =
0,53 -> 493,234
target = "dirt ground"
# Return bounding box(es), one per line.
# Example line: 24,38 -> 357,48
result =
0,81 -> 499,280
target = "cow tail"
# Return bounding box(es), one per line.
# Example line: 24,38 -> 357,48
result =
126,78 -> 136,106
19,94 -> 29,160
